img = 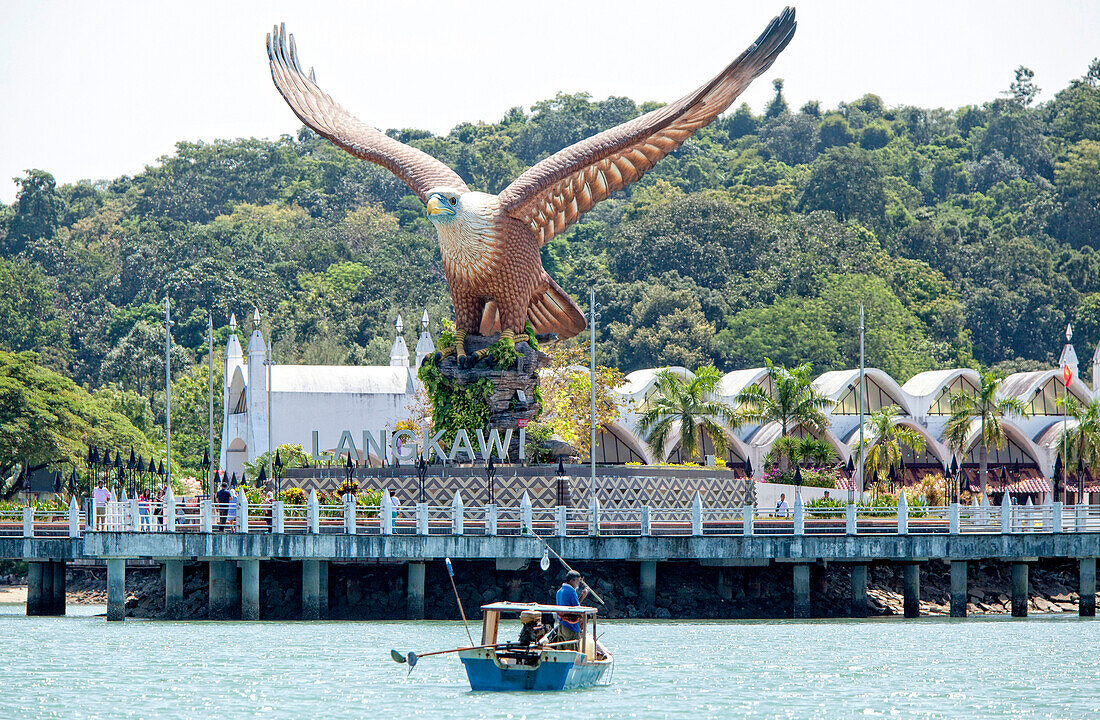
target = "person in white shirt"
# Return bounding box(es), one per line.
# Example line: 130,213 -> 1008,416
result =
776,493 -> 789,518
92,482 -> 112,529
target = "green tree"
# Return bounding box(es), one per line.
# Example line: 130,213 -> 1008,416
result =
765,78 -> 788,118
818,114 -> 855,149
855,406 -> 926,491
1050,140 -> 1100,247
638,366 -> 736,463
800,146 -> 887,225
735,359 -> 831,472
0,351 -> 151,481
7,170 -> 63,252
944,371 -> 1028,496
1056,396 -> 1100,495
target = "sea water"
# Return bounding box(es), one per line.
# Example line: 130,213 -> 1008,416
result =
1,602 -> 1096,719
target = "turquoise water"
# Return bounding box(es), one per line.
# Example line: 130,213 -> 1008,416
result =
2,603 -> 1098,719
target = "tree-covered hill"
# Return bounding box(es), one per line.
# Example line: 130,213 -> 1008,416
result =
1,62 -> 1100,475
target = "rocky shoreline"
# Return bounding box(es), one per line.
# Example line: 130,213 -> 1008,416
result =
111,558 -> 1100,619
2,559 -> 1092,618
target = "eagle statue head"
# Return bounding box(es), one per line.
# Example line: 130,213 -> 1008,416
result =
425,188 -> 463,225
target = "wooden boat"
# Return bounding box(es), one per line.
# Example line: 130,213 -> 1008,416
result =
458,601 -> 613,691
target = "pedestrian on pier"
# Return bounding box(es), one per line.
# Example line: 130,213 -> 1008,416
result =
92,481 -> 112,530
215,482 -> 231,531
776,493 -> 789,518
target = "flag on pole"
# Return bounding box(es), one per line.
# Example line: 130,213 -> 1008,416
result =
1064,363 -> 1073,387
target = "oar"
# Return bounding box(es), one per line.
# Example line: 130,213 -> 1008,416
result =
391,640 -> 580,668
533,534 -> 606,606
445,557 -> 474,645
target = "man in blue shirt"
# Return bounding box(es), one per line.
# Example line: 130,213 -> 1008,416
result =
554,570 -> 589,648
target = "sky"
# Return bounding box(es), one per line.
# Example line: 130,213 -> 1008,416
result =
1,0 -> 1098,203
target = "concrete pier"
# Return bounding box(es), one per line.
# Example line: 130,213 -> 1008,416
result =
51,562 -> 66,616
1080,557 -> 1096,617
26,562 -> 44,616
164,560 -> 184,619
302,559 -> 321,620
792,564 -> 811,619
241,560 -> 260,621
640,561 -> 657,610
850,564 -> 867,617
106,559 -> 125,622
1011,562 -> 1029,617
209,561 -> 239,619
950,561 -> 967,618
406,562 -> 425,620
903,564 -> 920,618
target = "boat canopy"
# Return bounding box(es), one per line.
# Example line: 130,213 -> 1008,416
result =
480,602 -> 599,615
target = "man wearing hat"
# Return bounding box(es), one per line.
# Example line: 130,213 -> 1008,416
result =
554,570 -> 589,649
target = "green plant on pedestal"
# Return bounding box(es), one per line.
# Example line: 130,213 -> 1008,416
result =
417,360 -> 493,447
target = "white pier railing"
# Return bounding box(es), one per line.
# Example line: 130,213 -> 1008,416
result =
12,489 -> 1100,539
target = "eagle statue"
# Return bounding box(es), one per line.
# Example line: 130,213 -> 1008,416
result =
267,8 -> 796,368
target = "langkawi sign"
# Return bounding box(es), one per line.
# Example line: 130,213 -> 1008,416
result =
311,428 -> 526,464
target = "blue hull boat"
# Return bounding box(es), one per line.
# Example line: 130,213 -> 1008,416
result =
460,647 -> 613,692
459,601 -> 614,692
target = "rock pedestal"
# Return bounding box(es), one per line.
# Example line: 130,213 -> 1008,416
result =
433,333 -> 548,430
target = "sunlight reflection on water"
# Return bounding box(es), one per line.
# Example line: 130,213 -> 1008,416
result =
1,604 -> 1097,719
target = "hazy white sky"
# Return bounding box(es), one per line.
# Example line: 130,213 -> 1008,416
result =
1,0 -> 1097,203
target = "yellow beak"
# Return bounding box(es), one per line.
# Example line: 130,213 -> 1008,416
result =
426,196 -> 454,216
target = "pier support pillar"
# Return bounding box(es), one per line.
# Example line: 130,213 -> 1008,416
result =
26,562 -> 44,616
40,561 -> 54,616
164,561 -> 184,620
792,564 -> 811,619
717,569 -> 732,601
51,562 -> 66,616
850,564 -> 868,618
950,561 -> 968,618
319,561 -> 329,619
903,563 -> 920,618
1011,562 -> 1029,617
106,559 -> 126,622
302,560 -> 321,620
240,560 -> 260,621
209,561 -> 239,620
640,561 -> 657,611
406,562 -> 425,620
1080,558 -> 1096,617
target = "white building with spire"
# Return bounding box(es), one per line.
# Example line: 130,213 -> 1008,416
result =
219,311 -> 433,478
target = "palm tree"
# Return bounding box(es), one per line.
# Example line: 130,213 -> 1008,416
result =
736,358 -> 832,472
639,366 -> 737,463
856,406 -> 926,490
944,371 -> 1028,497
1056,396 -> 1100,498
794,437 -> 837,468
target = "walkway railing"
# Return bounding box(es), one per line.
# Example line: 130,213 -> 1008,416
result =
11,490 -> 1100,538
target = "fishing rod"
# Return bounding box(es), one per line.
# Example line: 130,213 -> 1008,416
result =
531,533 -> 606,606
445,557 -> 474,644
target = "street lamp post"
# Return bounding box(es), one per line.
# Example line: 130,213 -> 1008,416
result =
587,289 -> 601,520
486,456 -> 497,505
165,296 -> 173,491
857,303 -> 865,499
274,449 -> 284,499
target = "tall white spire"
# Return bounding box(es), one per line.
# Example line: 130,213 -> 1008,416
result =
414,311 -> 436,368
390,314 -> 409,368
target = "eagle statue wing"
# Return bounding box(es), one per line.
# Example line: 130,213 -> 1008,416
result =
267,24 -> 468,203
498,7 -> 796,246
